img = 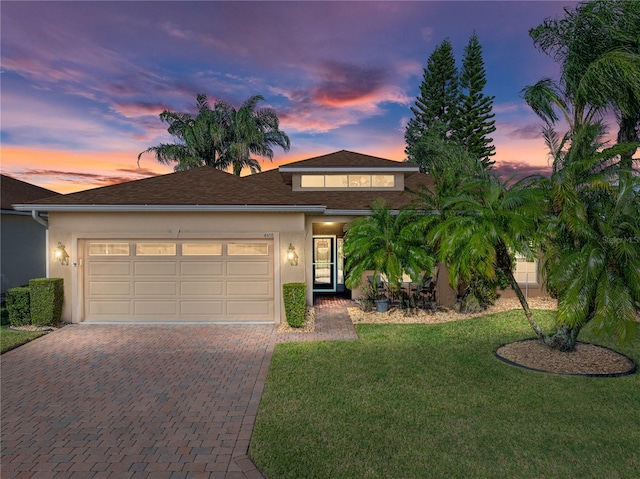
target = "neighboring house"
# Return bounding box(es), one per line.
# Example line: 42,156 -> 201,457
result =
1,174 -> 61,295
14,150 -> 542,324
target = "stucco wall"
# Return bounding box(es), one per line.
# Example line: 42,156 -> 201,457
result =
1,213 -> 47,294
48,211 -> 307,323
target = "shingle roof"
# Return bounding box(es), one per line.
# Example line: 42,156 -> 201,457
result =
244,169 -> 433,210
279,150 -> 417,169
17,151 -> 434,212
1,174 -> 60,210
25,167 -> 302,206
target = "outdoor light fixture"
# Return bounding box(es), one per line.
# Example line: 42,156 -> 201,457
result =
287,243 -> 298,266
54,242 -> 70,265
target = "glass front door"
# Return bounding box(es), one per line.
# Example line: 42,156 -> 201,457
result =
313,237 -> 335,291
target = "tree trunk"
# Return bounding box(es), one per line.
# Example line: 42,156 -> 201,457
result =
542,324 -> 580,352
617,115 -> 639,172
502,267 -> 547,341
495,241 -> 547,341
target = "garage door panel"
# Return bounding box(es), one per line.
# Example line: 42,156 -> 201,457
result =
89,261 -> 131,276
134,262 -> 176,276
226,261 -> 270,276
180,301 -> 224,315
227,300 -> 273,316
181,262 -> 223,276
181,281 -> 223,295
89,281 -> 130,296
227,281 -> 271,296
135,281 -> 177,296
85,239 -> 274,322
88,300 -> 131,315
134,301 -> 177,316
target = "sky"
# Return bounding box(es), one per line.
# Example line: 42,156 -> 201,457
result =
1,0 -> 582,194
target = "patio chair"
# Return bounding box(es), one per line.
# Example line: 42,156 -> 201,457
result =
367,275 -> 387,299
418,277 -> 437,308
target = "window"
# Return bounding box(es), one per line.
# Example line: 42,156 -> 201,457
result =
348,175 -> 371,188
372,175 -> 395,187
89,242 -> 130,256
300,175 -> 325,187
182,243 -> 222,256
325,175 -> 348,187
514,256 -> 538,283
300,174 -> 395,189
136,243 -> 176,256
228,243 -> 269,256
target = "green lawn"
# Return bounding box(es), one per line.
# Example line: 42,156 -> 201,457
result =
0,306 -> 47,353
1,326 -> 46,353
250,310 -> 640,479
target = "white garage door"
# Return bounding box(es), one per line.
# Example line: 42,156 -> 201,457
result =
84,239 -> 274,322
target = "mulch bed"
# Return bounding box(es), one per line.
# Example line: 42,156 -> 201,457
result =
8,324 -> 62,332
278,307 -> 316,333
496,339 -> 636,377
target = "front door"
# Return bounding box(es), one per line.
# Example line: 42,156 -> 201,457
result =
313,236 -> 335,291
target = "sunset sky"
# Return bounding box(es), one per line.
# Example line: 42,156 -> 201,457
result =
1,0 -> 581,194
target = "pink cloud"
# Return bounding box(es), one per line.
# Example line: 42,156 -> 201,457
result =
494,160 -> 552,181
273,61 -> 410,133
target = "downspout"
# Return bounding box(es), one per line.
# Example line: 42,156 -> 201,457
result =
31,210 -> 50,277
31,210 -> 48,227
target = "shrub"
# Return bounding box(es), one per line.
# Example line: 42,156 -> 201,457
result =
283,282 -> 306,328
29,278 -> 64,327
6,287 -> 31,327
1,304 -> 9,326
355,280 -> 376,312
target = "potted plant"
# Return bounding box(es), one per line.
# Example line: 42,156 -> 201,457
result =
371,274 -> 390,313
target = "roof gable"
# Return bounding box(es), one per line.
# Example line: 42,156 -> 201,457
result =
278,150 -> 417,171
1,174 -> 60,210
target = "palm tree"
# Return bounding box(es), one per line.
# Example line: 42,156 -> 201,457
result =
541,122 -> 640,350
216,95 -> 291,176
524,0 -> 640,167
138,94 -> 290,175
344,200 -> 435,297
427,175 -> 549,338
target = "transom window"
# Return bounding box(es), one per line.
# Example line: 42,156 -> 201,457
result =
228,243 -> 269,256
300,174 -> 395,189
136,243 -> 177,256
89,243 -> 130,256
182,243 -> 222,256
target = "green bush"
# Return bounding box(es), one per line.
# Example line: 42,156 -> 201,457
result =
1,304 -> 9,326
283,282 -> 306,328
6,287 -> 31,327
29,278 -> 64,327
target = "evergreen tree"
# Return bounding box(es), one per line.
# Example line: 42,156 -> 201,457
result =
405,39 -> 459,160
455,32 -> 496,168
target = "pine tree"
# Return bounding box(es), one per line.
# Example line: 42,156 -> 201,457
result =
455,32 -> 496,168
405,39 -> 459,160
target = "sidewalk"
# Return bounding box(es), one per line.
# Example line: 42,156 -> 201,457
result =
277,295 -> 359,343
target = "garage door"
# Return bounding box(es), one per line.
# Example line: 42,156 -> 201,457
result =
84,239 -> 274,322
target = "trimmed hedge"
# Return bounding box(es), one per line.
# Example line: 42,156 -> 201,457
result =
283,282 -> 306,328
6,287 -> 31,327
29,278 -> 64,327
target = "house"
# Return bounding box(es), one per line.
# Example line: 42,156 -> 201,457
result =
1,174 -> 61,294
14,150 -> 541,323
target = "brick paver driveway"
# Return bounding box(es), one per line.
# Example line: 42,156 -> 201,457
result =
1,324 -> 276,479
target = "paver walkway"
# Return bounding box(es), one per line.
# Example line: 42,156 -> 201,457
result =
1,297 -> 357,478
